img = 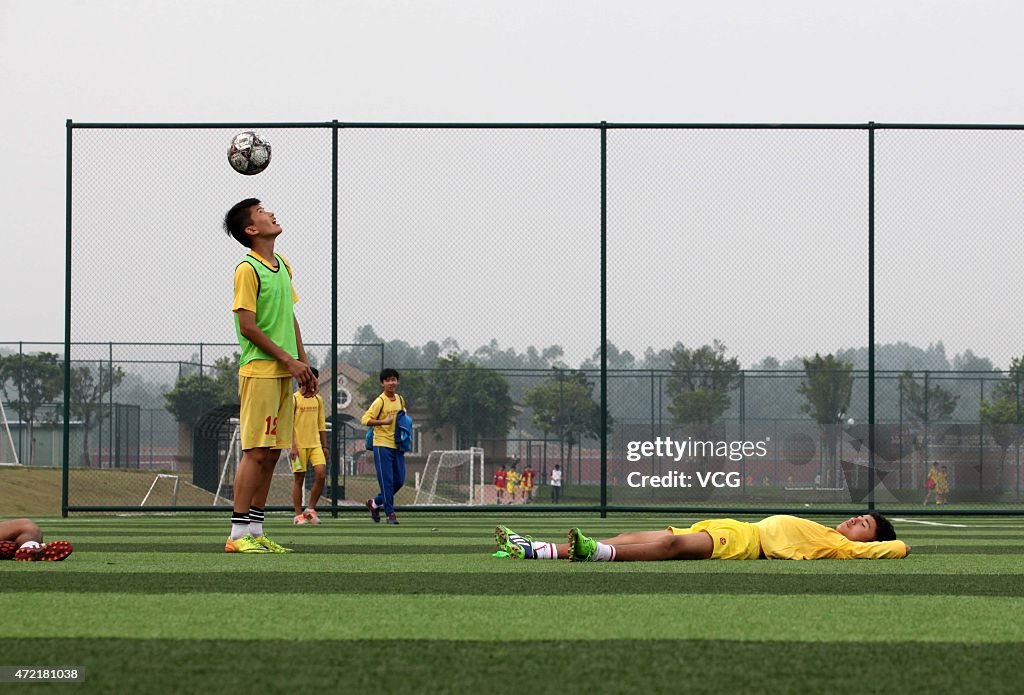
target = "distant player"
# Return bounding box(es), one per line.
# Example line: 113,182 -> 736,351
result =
495,513 -> 909,561
923,462 -> 938,505
290,367 -> 329,525
505,465 -> 520,503
225,198 -> 317,553
935,465 -> 950,505
549,464 -> 562,503
0,518 -> 73,561
520,464 -> 535,502
494,464 -> 507,504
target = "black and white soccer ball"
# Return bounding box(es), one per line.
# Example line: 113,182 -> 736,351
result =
227,131 -> 272,175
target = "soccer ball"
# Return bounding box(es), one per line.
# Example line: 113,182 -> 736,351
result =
227,131 -> 272,175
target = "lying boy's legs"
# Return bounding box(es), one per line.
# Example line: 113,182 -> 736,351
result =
497,526 -> 702,560
569,528 -> 713,562
0,518 -> 42,546
0,519 -> 74,561
497,520 -> 758,562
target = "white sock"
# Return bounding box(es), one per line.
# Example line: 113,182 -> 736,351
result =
248,506 -> 265,537
230,512 -> 250,540
594,542 -> 616,562
533,542 -> 558,560
19,541 -> 41,550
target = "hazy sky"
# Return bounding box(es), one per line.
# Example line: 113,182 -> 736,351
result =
4,1 -> 1024,369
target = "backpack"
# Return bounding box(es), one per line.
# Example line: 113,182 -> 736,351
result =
364,395 -> 411,451
395,407 -> 413,453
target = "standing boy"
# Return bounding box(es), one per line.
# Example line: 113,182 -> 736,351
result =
494,464 -> 507,504
550,464 -> 562,503
225,199 -> 317,553
291,366 -> 329,525
362,368 -> 406,525
521,463 -> 535,502
505,465 -> 520,503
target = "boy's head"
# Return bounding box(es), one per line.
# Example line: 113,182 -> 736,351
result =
379,368 -> 400,394
836,512 -> 897,542
224,198 -> 281,248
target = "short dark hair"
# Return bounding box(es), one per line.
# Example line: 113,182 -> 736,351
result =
869,512 -> 896,542
311,366 -> 320,379
225,198 -> 260,248
379,368 -> 400,382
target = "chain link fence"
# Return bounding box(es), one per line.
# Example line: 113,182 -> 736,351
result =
39,121 -> 1024,513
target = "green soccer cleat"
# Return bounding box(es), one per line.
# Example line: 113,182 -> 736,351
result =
225,534 -> 270,554
567,528 -> 597,562
254,535 -> 294,553
494,525 -> 534,560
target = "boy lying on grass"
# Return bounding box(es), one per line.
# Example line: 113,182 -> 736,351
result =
495,513 -> 910,561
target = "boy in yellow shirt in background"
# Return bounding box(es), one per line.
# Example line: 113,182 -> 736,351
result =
505,466 -> 520,503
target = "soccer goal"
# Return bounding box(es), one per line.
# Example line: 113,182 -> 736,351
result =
141,474 -> 180,506
0,401 -> 20,465
414,447 -> 485,505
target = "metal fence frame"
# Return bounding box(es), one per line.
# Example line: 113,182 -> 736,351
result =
61,119 -> 1024,516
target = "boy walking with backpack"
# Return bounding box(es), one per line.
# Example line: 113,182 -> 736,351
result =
362,368 -> 409,525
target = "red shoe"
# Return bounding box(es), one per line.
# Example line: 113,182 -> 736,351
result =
14,544 -> 44,561
304,509 -> 321,525
0,540 -> 16,560
41,540 -> 73,561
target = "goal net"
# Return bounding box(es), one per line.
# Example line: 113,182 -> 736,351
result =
414,447 -> 485,505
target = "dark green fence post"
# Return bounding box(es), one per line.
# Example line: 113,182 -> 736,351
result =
62,119 -> 73,517
600,120 -> 608,518
867,121 -> 876,512
331,119 -> 340,515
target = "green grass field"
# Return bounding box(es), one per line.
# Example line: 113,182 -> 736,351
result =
1,513 -> 1022,694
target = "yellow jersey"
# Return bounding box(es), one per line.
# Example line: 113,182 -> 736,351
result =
292,391 -> 326,448
360,393 -> 405,449
754,515 -> 907,560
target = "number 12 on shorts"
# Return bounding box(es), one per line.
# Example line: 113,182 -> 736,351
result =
264,416 -> 278,435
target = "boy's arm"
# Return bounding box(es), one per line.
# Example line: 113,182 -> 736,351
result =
236,310 -> 316,394
840,539 -> 910,559
292,317 -> 317,397
361,398 -> 395,427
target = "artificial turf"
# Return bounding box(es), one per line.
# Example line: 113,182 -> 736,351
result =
1,514 -> 1022,694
